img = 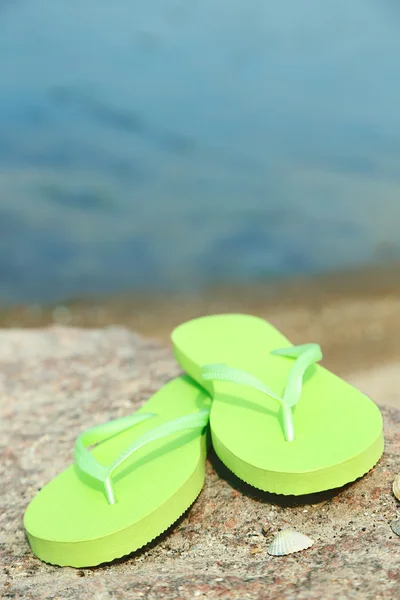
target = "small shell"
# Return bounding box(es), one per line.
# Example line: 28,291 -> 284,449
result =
393,475 -> 400,501
391,518 -> 400,536
267,528 -> 314,556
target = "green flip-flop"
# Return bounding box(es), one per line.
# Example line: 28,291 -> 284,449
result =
24,376 -> 210,567
172,314 -> 384,495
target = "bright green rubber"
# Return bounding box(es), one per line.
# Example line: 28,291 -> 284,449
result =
24,376 -> 210,567
172,314 -> 384,495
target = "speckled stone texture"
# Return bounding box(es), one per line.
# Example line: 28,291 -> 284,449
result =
1,327 -> 399,600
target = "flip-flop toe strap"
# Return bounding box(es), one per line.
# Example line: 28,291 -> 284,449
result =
202,343 -> 322,442
74,409 -> 210,505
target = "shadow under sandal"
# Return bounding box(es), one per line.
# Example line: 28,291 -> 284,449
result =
24,377 -> 210,567
172,314 -> 384,495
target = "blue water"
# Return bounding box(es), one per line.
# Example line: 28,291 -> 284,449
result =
1,0 -> 400,304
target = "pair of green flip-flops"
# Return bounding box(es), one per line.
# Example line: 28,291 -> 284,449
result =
24,314 -> 384,567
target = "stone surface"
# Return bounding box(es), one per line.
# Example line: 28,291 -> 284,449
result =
0,326 -> 399,600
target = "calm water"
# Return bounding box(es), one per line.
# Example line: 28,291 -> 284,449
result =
1,0 -> 400,304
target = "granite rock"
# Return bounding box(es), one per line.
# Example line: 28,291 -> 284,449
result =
0,327 -> 399,600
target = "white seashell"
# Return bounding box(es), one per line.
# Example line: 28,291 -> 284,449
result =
267,528 -> 314,556
391,518 -> 400,536
393,475 -> 400,501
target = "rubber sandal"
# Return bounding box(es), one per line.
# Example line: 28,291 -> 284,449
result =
24,376 -> 210,567
172,314 -> 384,495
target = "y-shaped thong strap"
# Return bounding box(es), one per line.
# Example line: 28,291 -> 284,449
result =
74,408 -> 210,504
201,343 -> 322,442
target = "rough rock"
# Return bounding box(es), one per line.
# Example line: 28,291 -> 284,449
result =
0,327 -> 399,600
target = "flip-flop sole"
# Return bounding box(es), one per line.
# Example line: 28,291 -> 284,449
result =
172,314 -> 384,495
24,376 -> 210,567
